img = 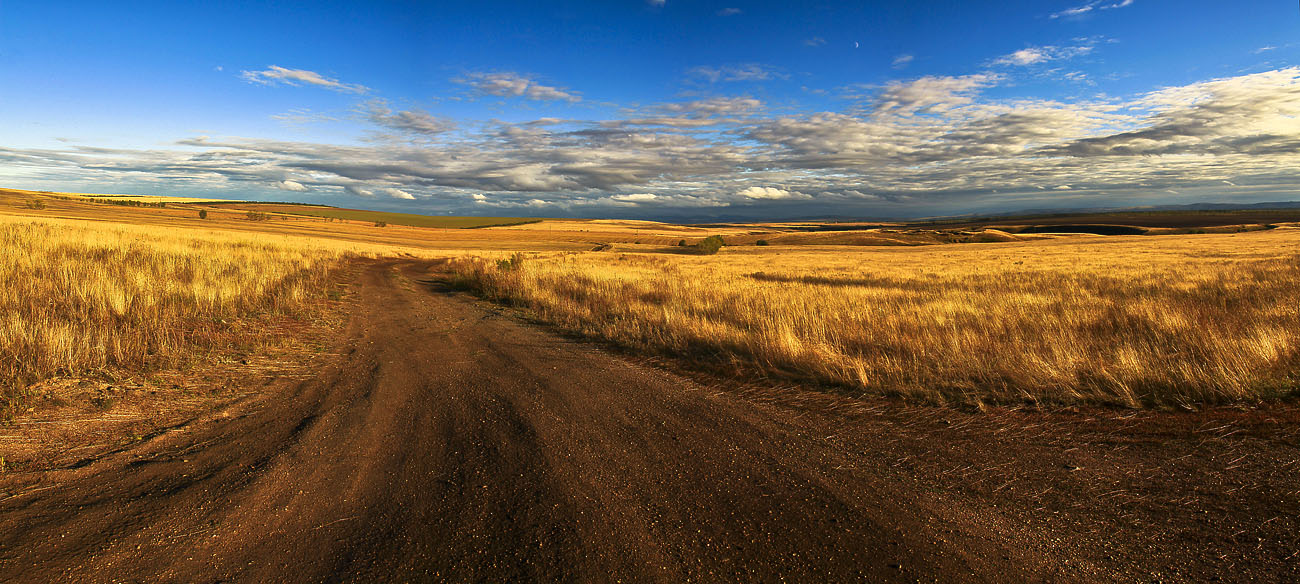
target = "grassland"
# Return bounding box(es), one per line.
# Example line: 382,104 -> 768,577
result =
232,204 -> 544,229
2,187 -> 235,204
5,186 -> 1300,409
0,214 -> 363,418
448,230 -> 1300,407
2,187 -> 542,228
931,208 -> 1300,230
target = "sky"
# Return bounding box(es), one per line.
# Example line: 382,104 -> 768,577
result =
2,1 -> 1299,220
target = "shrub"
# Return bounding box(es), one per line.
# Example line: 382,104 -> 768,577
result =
198,210 -> 208,219
374,221 -> 388,227
678,240 -> 687,247
755,239 -> 769,246
246,211 -> 269,221
496,252 -> 525,271
695,235 -> 725,255
25,199 -> 46,210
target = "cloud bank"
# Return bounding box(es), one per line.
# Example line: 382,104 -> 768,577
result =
12,67 -> 1300,219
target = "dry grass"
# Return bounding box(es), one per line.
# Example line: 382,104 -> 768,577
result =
5,185 -> 1300,410
0,215 -> 365,418
449,231 -> 1300,407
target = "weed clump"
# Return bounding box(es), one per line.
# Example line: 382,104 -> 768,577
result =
198,210 -> 208,219
695,235 -> 725,255
497,252 -> 526,271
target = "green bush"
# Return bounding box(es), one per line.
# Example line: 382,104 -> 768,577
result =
695,235 -> 725,255
198,210 -> 208,219
755,239 -> 769,246
246,211 -> 269,221
496,252 -> 525,271
374,221 -> 388,227
678,239 -> 687,247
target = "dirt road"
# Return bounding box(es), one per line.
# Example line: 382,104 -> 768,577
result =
0,259 -> 1295,583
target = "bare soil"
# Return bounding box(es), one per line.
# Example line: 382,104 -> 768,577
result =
0,259 -> 1295,583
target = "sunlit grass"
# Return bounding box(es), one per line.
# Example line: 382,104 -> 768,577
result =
448,233 -> 1300,407
0,216 -> 369,417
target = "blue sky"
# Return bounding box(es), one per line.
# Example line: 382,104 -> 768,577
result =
2,1 -> 1298,220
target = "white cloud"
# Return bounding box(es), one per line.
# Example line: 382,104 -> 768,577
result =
993,43 -> 1094,67
362,101 -> 454,136
738,186 -> 802,200
1050,0 -> 1134,19
272,108 -> 339,126
1063,71 -> 1091,84
998,48 -> 1050,66
654,96 -> 763,117
804,37 -> 826,47
381,187 -> 416,200
1051,67 -> 1300,157
688,64 -> 786,83
276,180 -> 308,192
873,73 -> 1001,113
456,72 -> 581,102
239,66 -> 369,94
892,54 -> 915,69
717,7 -> 741,16
611,193 -> 658,202
345,185 -> 375,197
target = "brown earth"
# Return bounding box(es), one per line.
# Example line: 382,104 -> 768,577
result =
0,259 -> 1296,583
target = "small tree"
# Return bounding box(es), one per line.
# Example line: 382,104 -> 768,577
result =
695,235 -> 725,255
198,209 -> 208,219
25,199 -> 46,210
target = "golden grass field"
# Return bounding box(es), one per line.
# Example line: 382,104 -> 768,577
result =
448,230 -> 1300,407
4,187 -> 1300,410
0,214 -> 365,418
